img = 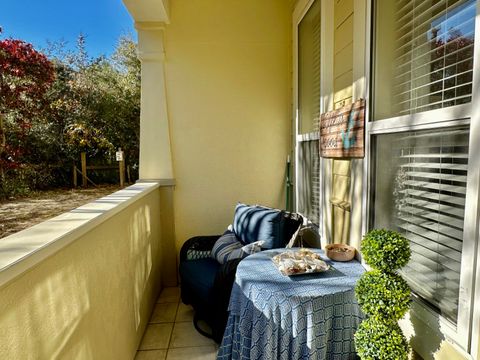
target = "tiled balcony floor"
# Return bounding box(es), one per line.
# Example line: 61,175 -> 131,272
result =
135,287 -> 218,360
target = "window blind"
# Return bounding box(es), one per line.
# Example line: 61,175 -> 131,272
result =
297,0 -> 321,224
389,127 -> 470,322
298,140 -> 320,225
393,0 -> 475,116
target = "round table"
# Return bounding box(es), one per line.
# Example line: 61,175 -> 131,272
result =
217,249 -> 365,360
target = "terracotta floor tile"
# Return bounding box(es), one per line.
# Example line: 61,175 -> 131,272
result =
135,349 -> 167,360
170,322 -> 215,348
166,346 -> 217,360
150,303 -> 178,323
138,324 -> 174,350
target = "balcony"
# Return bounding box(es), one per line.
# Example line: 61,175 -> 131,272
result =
0,183 -> 168,358
1,0 -> 480,359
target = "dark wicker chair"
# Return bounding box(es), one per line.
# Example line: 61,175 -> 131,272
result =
179,206 -> 303,343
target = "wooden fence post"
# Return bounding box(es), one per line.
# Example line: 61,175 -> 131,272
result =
116,148 -> 125,188
81,152 -> 87,187
73,164 -> 78,187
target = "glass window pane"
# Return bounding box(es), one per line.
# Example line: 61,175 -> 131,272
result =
374,0 -> 476,120
298,0 -> 321,134
297,139 -> 320,225
372,126 -> 470,323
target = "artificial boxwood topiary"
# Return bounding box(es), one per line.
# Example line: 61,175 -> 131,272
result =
355,229 -> 412,360
355,270 -> 411,322
355,317 -> 409,360
361,229 -> 411,272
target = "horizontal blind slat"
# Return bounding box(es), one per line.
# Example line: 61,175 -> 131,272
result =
404,262 -> 460,284
398,214 -> 464,241
399,196 -> 465,218
399,162 -> 469,171
405,171 -> 467,182
396,85 -> 473,108
396,222 -> 463,251
400,153 -> 468,159
400,189 -> 466,207
394,64 -> 474,95
407,234 -> 462,265
399,205 -> 464,229
404,180 -> 466,195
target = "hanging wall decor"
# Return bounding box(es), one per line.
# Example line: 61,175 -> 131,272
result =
320,98 -> 365,158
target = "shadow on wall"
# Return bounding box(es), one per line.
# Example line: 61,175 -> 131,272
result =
0,261 -> 94,358
130,204 -> 155,331
0,201 -> 159,359
401,310 -> 444,360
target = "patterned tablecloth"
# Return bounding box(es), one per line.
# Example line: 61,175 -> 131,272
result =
217,248 -> 365,360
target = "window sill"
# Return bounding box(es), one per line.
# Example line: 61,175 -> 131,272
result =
402,297 -> 473,359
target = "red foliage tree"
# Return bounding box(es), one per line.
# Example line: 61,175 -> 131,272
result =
0,29 -> 55,181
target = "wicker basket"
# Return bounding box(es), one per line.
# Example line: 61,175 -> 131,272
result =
325,243 -> 356,262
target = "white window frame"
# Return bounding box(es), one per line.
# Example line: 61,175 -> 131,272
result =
293,0 -> 330,232
363,0 -> 480,354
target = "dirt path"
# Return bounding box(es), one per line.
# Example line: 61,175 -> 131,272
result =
0,185 -> 122,239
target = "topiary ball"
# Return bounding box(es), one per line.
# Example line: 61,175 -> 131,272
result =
355,317 -> 409,360
355,270 -> 411,321
361,229 -> 411,271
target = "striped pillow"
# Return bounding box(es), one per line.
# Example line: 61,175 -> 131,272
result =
211,231 -> 243,264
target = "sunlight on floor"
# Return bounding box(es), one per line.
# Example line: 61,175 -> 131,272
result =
136,287 -> 218,360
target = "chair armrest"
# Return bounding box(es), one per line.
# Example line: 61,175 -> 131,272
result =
180,235 -> 221,262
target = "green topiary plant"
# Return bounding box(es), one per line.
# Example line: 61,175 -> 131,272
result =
355,318 -> 409,360
355,270 -> 411,322
355,229 -> 412,360
360,229 -> 411,271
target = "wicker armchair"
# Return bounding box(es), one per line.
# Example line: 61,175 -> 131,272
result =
179,204 -> 303,343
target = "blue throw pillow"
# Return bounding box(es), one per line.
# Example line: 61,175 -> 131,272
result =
232,203 -> 284,249
211,231 -> 243,264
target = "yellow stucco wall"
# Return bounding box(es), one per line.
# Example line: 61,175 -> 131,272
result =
0,188 -> 162,359
164,0 -> 293,249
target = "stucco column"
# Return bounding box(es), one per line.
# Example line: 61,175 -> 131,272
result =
136,22 -> 174,181
136,22 -> 177,287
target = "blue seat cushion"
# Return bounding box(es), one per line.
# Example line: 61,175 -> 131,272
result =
233,203 -> 284,249
179,258 -> 220,303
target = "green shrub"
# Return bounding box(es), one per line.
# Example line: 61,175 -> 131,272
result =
0,172 -> 31,199
355,317 -> 409,360
355,270 -> 411,321
0,164 -> 71,200
361,229 -> 411,272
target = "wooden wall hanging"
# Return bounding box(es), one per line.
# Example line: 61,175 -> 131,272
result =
319,99 -> 365,158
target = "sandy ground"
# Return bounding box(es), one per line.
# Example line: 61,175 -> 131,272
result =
0,185 -> 121,239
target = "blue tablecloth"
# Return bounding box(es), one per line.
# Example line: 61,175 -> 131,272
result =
217,249 -> 365,360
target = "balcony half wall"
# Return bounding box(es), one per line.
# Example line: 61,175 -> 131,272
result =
0,182 -> 167,359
